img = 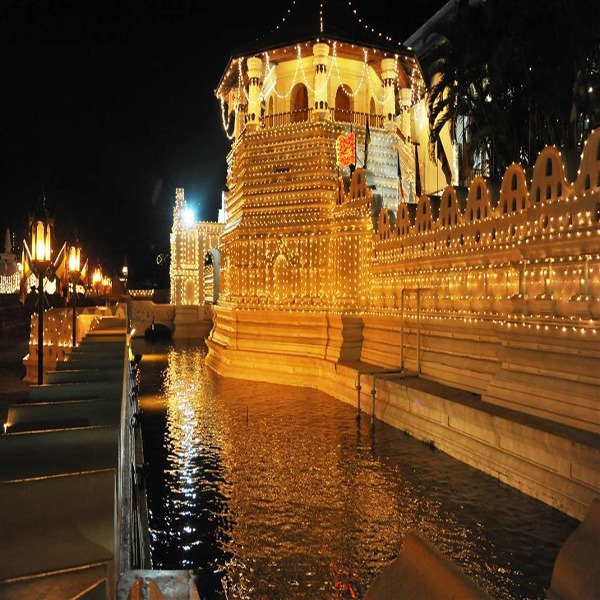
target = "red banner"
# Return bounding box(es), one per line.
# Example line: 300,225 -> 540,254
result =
336,132 -> 356,168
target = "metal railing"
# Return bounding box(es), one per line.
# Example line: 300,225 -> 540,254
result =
260,108 -> 385,130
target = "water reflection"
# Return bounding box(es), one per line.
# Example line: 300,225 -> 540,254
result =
137,339 -> 577,600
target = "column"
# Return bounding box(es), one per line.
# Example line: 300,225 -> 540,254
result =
233,89 -> 247,139
313,42 -> 330,120
399,88 -> 411,140
246,56 -> 263,131
381,58 -> 397,131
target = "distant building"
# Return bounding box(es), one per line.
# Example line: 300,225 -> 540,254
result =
0,228 -> 21,295
169,188 -> 225,338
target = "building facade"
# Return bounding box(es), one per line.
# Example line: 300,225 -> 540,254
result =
172,35 -> 600,518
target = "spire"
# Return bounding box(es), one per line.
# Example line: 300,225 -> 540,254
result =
4,228 -> 11,254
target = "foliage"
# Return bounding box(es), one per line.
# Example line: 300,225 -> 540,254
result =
424,0 -> 600,181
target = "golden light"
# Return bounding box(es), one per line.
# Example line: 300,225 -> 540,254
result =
92,267 -> 103,286
29,204 -> 53,266
68,243 -> 81,274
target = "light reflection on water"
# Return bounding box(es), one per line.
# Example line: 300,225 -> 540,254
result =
136,339 -> 578,600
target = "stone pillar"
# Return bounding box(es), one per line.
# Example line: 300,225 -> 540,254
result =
233,89 -> 247,140
381,58 -> 397,131
246,56 -> 263,131
399,88 -> 412,140
313,42 -> 330,120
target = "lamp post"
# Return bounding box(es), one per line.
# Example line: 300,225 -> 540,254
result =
29,201 -> 54,385
68,241 -> 82,347
102,275 -> 112,306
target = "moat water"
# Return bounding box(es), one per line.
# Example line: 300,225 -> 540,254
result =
135,339 -> 578,600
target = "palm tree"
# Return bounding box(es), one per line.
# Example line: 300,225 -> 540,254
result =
424,0 -> 600,181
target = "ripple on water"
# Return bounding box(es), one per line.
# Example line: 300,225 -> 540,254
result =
136,339 -> 578,600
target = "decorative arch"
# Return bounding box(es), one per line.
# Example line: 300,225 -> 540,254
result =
415,196 -> 433,233
184,278 -> 196,305
530,146 -> 571,203
334,85 -> 353,122
291,83 -> 309,122
377,208 -> 395,240
465,176 -> 492,221
574,127 -> 600,195
395,202 -> 411,237
438,186 -> 461,228
499,164 -> 529,214
369,97 -> 377,126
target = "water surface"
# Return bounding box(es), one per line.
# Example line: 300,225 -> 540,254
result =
136,339 -> 578,600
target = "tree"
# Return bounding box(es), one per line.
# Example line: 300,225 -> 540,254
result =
424,0 -> 600,182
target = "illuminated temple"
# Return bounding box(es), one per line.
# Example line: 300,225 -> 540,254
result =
169,32 -> 600,520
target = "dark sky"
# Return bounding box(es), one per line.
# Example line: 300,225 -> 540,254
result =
0,0 -> 446,286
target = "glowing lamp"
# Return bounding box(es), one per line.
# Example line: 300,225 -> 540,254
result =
68,240 -> 83,347
183,207 -> 196,227
28,198 -> 54,384
29,204 -> 53,267
92,267 -> 103,287
68,243 -> 81,274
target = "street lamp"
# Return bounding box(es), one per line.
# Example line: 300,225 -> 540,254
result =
92,266 -> 102,296
28,201 -> 54,385
68,240 -> 82,347
121,255 -> 128,291
101,275 -> 112,306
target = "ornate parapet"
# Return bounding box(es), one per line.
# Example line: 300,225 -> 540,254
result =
371,129 -> 600,323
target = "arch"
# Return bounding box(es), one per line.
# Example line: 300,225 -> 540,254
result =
531,146 -> 572,202
369,97 -> 377,126
438,185 -> 461,229
291,83 -> 309,122
466,177 -> 491,222
334,85 -> 353,122
574,128 -> 600,195
415,196 -> 433,234
203,248 -> 221,304
184,278 -> 196,305
499,164 -> 529,214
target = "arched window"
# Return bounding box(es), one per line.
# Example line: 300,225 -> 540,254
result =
369,97 -> 376,126
291,84 -> 309,122
334,85 -> 352,122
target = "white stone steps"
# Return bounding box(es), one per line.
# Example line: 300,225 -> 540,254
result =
46,368 -> 123,384
6,399 -> 121,432
28,381 -> 122,402
0,469 -> 115,582
0,425 -> 119,480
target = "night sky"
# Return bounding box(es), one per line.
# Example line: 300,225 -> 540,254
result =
0,0 -> 446,286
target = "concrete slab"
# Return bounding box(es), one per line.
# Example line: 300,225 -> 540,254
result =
0,564 -> 108,600
0,469 -> 115,581
6,398 -> 121,431
0,425 -> 119,480
46,368 -> 123,384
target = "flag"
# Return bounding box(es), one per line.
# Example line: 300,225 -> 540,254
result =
52,242 -> 69,296
397,150 -> 405,201
20,243 -> 33,305
364,119 -> 371,168
437,139 -> 452,185
414,142 -> 422,198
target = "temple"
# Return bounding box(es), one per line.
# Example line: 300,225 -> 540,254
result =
168,31 -> 600,520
